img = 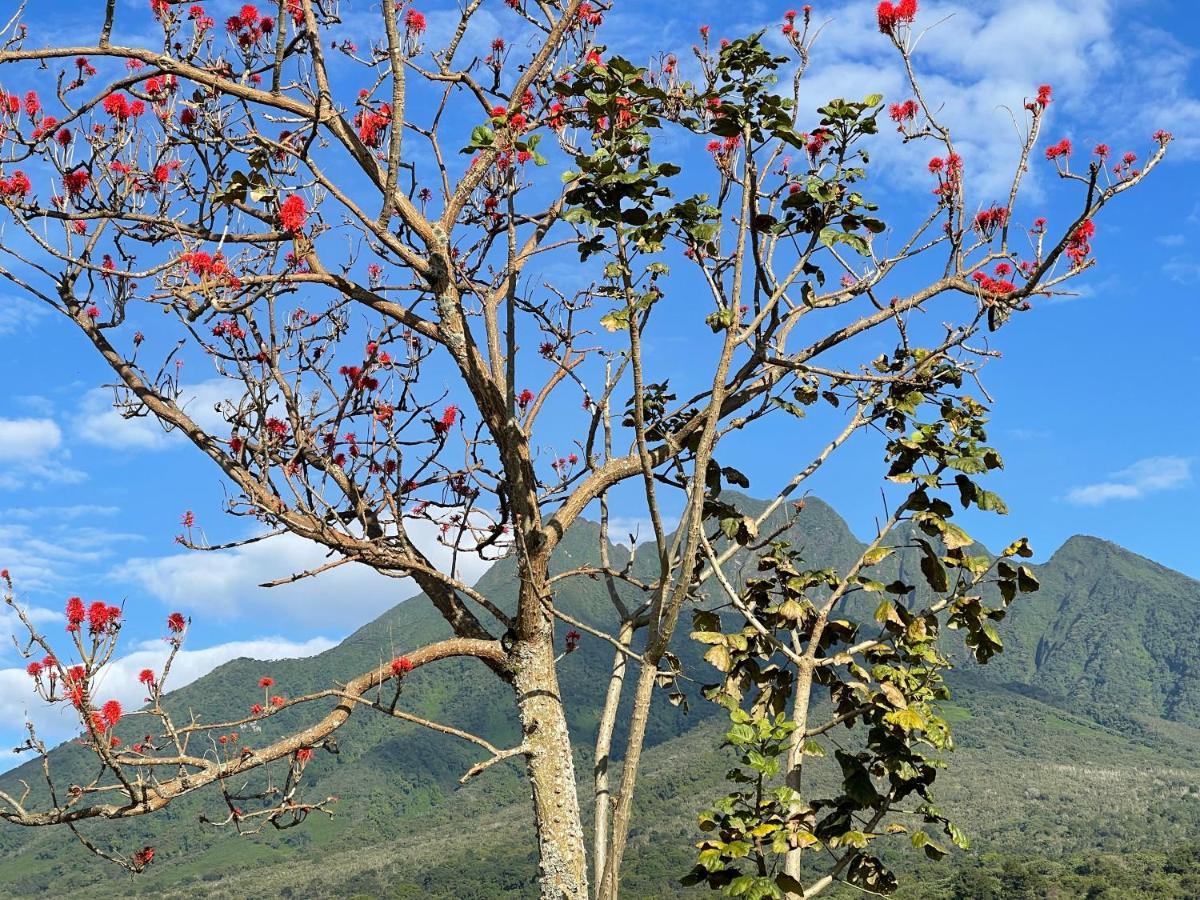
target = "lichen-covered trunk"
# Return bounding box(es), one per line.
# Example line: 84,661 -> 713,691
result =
512,628 -> 588,898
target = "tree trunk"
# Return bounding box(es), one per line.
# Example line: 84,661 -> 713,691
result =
512,633 -> 589,899
597,660 -> 658,899
592,620 -> 633,888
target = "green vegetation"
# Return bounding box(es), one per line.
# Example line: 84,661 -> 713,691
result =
1,497 -> 1198,897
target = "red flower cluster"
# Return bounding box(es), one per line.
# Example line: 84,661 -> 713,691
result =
0,170 -> 31,199
1025,84 -> 1052,112
101,699 -> 122,729
259,676 -> 275,688
404,8 -> 427,35
971,265 -> 1016,296
805,128 -> 831,158
295,747 -> 314,763
355,102 -> 393,148
66,596 -> 85,632
973,206 -> 1008,237
102,93 -> 146,123
62,168 -> 90,198
167,611 -> 187,633
132,847 -> 155,871
390,656 -> 414,676
888,99 -> 919,131
139,668 -> 156,686
433,405 -> 458,435
279,194 -> 307,233
1045,138 -> 1072,161
565,630 -> 581,652
1066,219 -> 1095,267
226,4 -> 276,47
576,2 -> 602,27
928,153 -> 963,198
87,601 -> 122,635
180,250 -> 231,279
877,0 -> 917,35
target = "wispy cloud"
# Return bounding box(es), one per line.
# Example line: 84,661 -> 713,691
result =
1066,456 -> 1193,506
113,520 -> 493,629
1164,257 -> 1200,284
0,417 -> 85,489
74,379 -> 241,450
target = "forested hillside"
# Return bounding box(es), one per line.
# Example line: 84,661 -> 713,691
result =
2,497 -> 1198,897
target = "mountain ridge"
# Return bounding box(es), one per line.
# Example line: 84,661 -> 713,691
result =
0,493 -> 1197,896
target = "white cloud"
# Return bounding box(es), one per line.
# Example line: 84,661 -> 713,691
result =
0,418 -> 61,462
0,295 -> 46,336
75,378 -> 241,450
0,635 -> 335,770
1164,257 -> 1200,285
1066,456 -> 1193,506
0,417 -> 85,488
114,520 -> 493,629
0,505 -> 137,593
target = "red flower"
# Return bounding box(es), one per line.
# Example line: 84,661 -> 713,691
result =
139,668 -> 156,685
404,8 -> 426,34
132,847 -> 156,870
279,194 -> 307,233
167,611 -> 186,633
180,107 -> 197,126
270,695 -> 285,707
259,676 -> 275,688
973,206 -> 1008,236
181,510 -> 195,528
0,170 -> 32,198
62,168 -> 90,198
23,90 -> 40,119
250,703 -> 264,715
102,93 -> 142,122
87,600 -> 120,634
26,661 -> 42,678
1045,138 -> 1072,161
390,656 -> 414,676
888,99 -> 919,129
1065,219 -> 1095,267
66,596 -> 85,630
565,629 -> 581,651
877,0 -> 917,35
517,388 -> 535,408
101,699 -> 122,729
433,404 -> 458,435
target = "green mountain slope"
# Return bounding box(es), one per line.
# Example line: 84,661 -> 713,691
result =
0,497 -> 1197,897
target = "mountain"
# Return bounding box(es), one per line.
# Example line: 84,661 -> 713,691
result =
0,497 -> 1198,897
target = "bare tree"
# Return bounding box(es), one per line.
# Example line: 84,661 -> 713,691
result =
0,1 -> 1168,897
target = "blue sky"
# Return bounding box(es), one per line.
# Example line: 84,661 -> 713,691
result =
0,0 -> 1197,759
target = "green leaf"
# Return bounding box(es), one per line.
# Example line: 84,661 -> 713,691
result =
862,546 -> 894,566
920,551 -> 949,593
1017,565 -> 1040,592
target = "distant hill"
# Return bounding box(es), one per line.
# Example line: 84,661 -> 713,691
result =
1,496 -> 1198,897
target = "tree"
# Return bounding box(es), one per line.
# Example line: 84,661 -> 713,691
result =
0,1 -> 1168,897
